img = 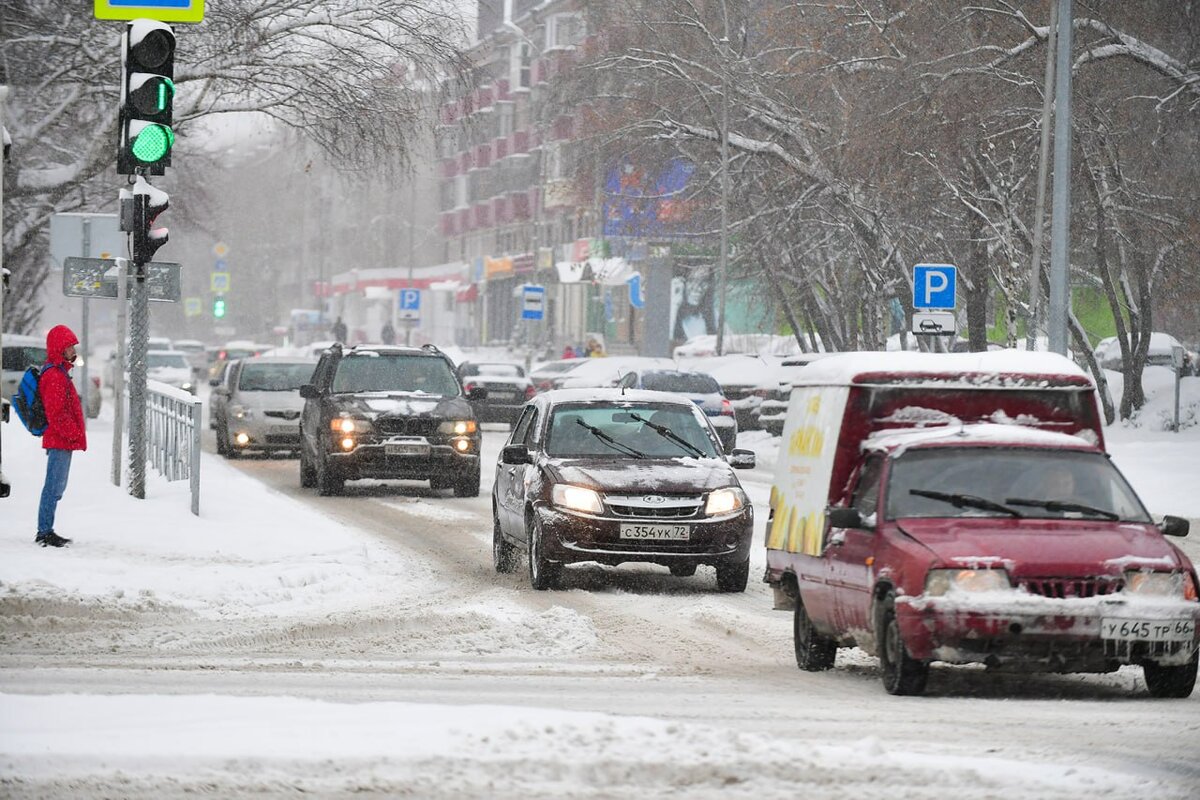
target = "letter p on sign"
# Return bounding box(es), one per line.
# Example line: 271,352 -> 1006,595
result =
912,264 -> 957,309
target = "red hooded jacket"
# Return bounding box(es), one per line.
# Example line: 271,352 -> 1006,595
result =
41,325 -> 87,451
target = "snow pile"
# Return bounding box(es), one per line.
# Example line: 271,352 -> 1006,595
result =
1,694 -> 1168,799
1102,368 -> 1199,431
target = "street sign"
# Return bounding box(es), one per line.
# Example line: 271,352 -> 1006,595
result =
912,263 -> 957,309
49,213 -> 123,269
184,297 -> 202,317
62,257 -> 181,302
399,288 -> 421,321
212,241 -> 229,257
95,1 -> 205,24
211,271 -> 230,292
627,273 -> 645,309
912,311 -> 956,336
214,258 -> 228,271
521,284 -> 546,321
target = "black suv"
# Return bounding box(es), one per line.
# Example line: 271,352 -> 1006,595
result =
299,344 -> 486,496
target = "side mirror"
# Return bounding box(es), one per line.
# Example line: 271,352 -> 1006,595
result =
1159,515 -> 1190,538
468,386 -> 488,401
501,444 -> 531,465
299,384 -> 318,399
728,448 -> 756,469
617,372 -> 637,389
827,506 -> 866,529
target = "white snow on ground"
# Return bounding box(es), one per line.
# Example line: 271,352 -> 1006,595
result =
2,371 -> 1199,797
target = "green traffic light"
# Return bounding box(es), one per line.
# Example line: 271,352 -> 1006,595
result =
131,123 -> 174,164
213,298 -> 226,318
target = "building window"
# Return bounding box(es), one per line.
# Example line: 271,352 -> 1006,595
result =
545,13 -> 584,50
518,43 -> 532,89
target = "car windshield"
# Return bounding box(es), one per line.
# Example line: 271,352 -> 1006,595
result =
147,353 -> 189,369
332,354 -> 460,396
885,448 -> 1151,522
641,371 -> 720,394
238,363 -> 315,392
461,363 -> 524,378
545,403 -> 720,459
3,346 -> 47,370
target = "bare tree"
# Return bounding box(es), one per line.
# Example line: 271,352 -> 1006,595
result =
0,0 -> 467,331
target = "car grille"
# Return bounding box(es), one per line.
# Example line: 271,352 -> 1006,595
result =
1018,577 -> 1124,599
265,434 -> 301,445
374,418 -> 441,437
722,386 -> 755,401
605,495 -> 703,519
264,410 -> 300,420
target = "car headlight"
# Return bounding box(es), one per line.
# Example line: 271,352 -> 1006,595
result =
231,405 -> 252,420
181,382 -> 194,392
331,417 -> 372,435
925,569 -> 1011,596
704,487 -> 745,516
438,420 -> 478,435
1124,571 -> 1197,599
551,484 -> 603,515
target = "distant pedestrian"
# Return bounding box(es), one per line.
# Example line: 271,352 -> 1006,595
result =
380,321 -> 396,345
332,316 -> 348,343
36,325 -> 87,548
561,345 -> 576,359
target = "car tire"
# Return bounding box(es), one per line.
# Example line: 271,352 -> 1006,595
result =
315,446 -> 344,497
299,442 -> 317,488
493,512 -> 518,574
669,564 -> 697,577
793,592 -> 837,671
454,467 -> 481,498
1143,652 -> 1198,698
527,513 -> 561,591
878,591 -> 929,695
715,557 -> 749,592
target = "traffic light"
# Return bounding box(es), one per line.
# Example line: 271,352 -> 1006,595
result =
213,296 -> 227,318
118,20 -> 175,175
131,175 -> 169,264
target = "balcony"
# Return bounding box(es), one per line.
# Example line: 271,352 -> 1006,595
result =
474,203 -> 492,229
494,136 -> 509,160
457,207 -> 471,233
511,191 -> 531,220
440,213 -> 457,237
475,143 -> 492,170
493,196 -> 511,225
460,151 -> 475,173
441,159 -> 458,179
496,78 -> 511,102
511,129 -> 530,155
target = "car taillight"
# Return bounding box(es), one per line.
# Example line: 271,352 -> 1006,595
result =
525,385 -> 536,400
721,398 -> 733,416
218,350 -> 227,360
464,382 -> 476,393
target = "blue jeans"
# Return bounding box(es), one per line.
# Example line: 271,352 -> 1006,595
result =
38,449 -> 73,534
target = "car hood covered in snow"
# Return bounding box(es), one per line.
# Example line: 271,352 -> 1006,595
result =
547,458 -> 737,494
895,518 -> 1186,576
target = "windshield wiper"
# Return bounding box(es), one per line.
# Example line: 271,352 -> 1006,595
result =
909,489 -> 1022,517
574,418 -> 647,459
1004,498 -> 1119,521
628,412 -> 705,458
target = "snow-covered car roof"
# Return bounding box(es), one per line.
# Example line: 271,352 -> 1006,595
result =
864,422 -> 1100,455
794,350 -> 1091,388
538,388 -> 704,406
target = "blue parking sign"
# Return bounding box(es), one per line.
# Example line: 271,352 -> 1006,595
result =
399,289 -> 420,320
912,264 -> 957,309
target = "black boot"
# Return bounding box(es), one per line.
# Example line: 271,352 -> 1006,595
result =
35,531 -> 71,548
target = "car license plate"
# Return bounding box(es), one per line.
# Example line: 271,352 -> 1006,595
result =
270,425 -> 295,434
619,524 -> 690,541
385,439 -> 430,457
1100,618 -> 1196,642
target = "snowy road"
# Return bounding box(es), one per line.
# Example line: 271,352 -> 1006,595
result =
4,416 -> 1199,797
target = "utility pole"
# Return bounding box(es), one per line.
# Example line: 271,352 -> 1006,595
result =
0,84 -> 10,499
715,2 -> 731,356
1026,0 -> 1058,352
1047,0 -> 1073,356
406,178 -> 416,345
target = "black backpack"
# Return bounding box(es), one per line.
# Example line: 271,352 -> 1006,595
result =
10,365 -> 49,436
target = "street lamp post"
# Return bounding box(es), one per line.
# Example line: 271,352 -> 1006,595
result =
715,3 -> 731,356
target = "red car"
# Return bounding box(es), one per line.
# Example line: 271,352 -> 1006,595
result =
768,352 -> 1199,696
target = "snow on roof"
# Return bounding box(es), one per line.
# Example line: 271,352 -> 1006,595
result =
864,422 -> 1099,455
795,350 -> 1092,387
540,387 -> 699,406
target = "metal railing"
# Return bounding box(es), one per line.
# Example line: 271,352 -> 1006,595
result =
146,379 -> 202,515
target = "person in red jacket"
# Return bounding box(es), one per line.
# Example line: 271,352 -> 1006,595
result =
36,325 -> 87,547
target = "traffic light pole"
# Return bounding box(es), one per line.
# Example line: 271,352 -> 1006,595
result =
127,192 -> 150,499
